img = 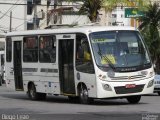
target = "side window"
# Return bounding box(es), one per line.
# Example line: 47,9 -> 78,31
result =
23,36 -> 38,62
39,35 -> 56,63
6,37 -> 12,62
27,0 -> 33,15
76,34 -> 94,73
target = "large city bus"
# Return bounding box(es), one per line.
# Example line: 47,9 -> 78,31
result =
5,26 -> 155,104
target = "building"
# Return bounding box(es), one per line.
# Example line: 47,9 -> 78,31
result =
0,0 -> 26,33
1,0 -> 158,32
98,7 -> 130,27
26,0 -> 89,30
0,0 -> 89,32
109,7 -> 130,26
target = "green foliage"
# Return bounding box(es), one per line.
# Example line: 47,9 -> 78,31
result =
67,0 -> 148,22
138,2 -> 160,73
78,0 -> 102,22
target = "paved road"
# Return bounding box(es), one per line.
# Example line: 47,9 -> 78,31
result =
0,84 -> 160,120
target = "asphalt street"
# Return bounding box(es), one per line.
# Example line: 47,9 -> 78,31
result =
0,84 -> 160,120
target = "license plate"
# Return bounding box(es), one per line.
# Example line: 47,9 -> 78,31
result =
125,84 -> 136,88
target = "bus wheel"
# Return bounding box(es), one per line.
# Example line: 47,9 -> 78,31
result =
126,95 -> 141,104
158,92 -> 160,96
28,83 -> 46,100
28,83 -> 38,100
79,85 -> 93,104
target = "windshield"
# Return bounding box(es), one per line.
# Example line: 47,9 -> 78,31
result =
90,30 -> 151,72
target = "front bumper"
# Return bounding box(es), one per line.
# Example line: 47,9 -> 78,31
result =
154,85 -> 160,92
97,76 -> 154,98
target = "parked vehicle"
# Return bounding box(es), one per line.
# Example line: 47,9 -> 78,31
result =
154,75 -> 160,95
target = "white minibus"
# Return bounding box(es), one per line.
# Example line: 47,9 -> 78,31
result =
5,26 -> 154,104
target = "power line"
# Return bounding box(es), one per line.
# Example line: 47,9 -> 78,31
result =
0,2 -> 81,7
0,11 -> 26,20
0,0 -> 159,6
0,0 -> 20,19
0,0 -> 23,28
8,0 -> 24,12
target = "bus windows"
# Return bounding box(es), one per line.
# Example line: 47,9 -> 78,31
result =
23,36 -> 38,62
76,34 -> 94,73
39,35 -> 56,63
6,37 -> 12,62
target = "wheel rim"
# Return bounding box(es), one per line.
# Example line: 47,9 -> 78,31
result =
80,87 -> 88,103
30,85 -> 35,98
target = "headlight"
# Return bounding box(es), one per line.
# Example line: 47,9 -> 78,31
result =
102,83 -> 112,91
147,80 -> 154,88
107,70 -> 115,78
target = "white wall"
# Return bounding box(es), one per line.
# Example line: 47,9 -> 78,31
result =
46,1 -> 89,27
61,2 -> 89,25
110,7 -> 130,26
0,0 -> 26,32
62,15 -> 89,25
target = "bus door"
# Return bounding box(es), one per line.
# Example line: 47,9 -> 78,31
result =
13,37 -> 23,91
57,34 -> 76,94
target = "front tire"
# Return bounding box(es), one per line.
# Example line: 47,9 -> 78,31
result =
127,95 -> 141,104
79,85 -> 93,104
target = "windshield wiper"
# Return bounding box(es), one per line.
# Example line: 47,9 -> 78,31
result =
98,51 -> 116,70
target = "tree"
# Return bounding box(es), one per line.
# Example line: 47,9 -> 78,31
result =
78,0 -> 102,22
138,2 -> 160,73
67,0 -> 148,23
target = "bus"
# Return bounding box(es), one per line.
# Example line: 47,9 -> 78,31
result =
0,50 -> 4,86
5,26 -> 155,104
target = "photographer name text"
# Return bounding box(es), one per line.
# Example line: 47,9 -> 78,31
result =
1,114 -> 29,120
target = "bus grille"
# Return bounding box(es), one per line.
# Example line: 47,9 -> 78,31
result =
154,88 -> 160,91
114,84 -> 145,94
110,75 -> 146,81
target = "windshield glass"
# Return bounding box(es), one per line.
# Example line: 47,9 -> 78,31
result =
90,30 -> 151,72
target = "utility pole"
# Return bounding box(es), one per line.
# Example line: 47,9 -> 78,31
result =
9,11 -> 12,32
33,1 -> 37,29
59,0 -> 62,24
54,0 -> 57,24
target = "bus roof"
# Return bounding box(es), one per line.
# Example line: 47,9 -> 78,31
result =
6,26 -> 138,37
